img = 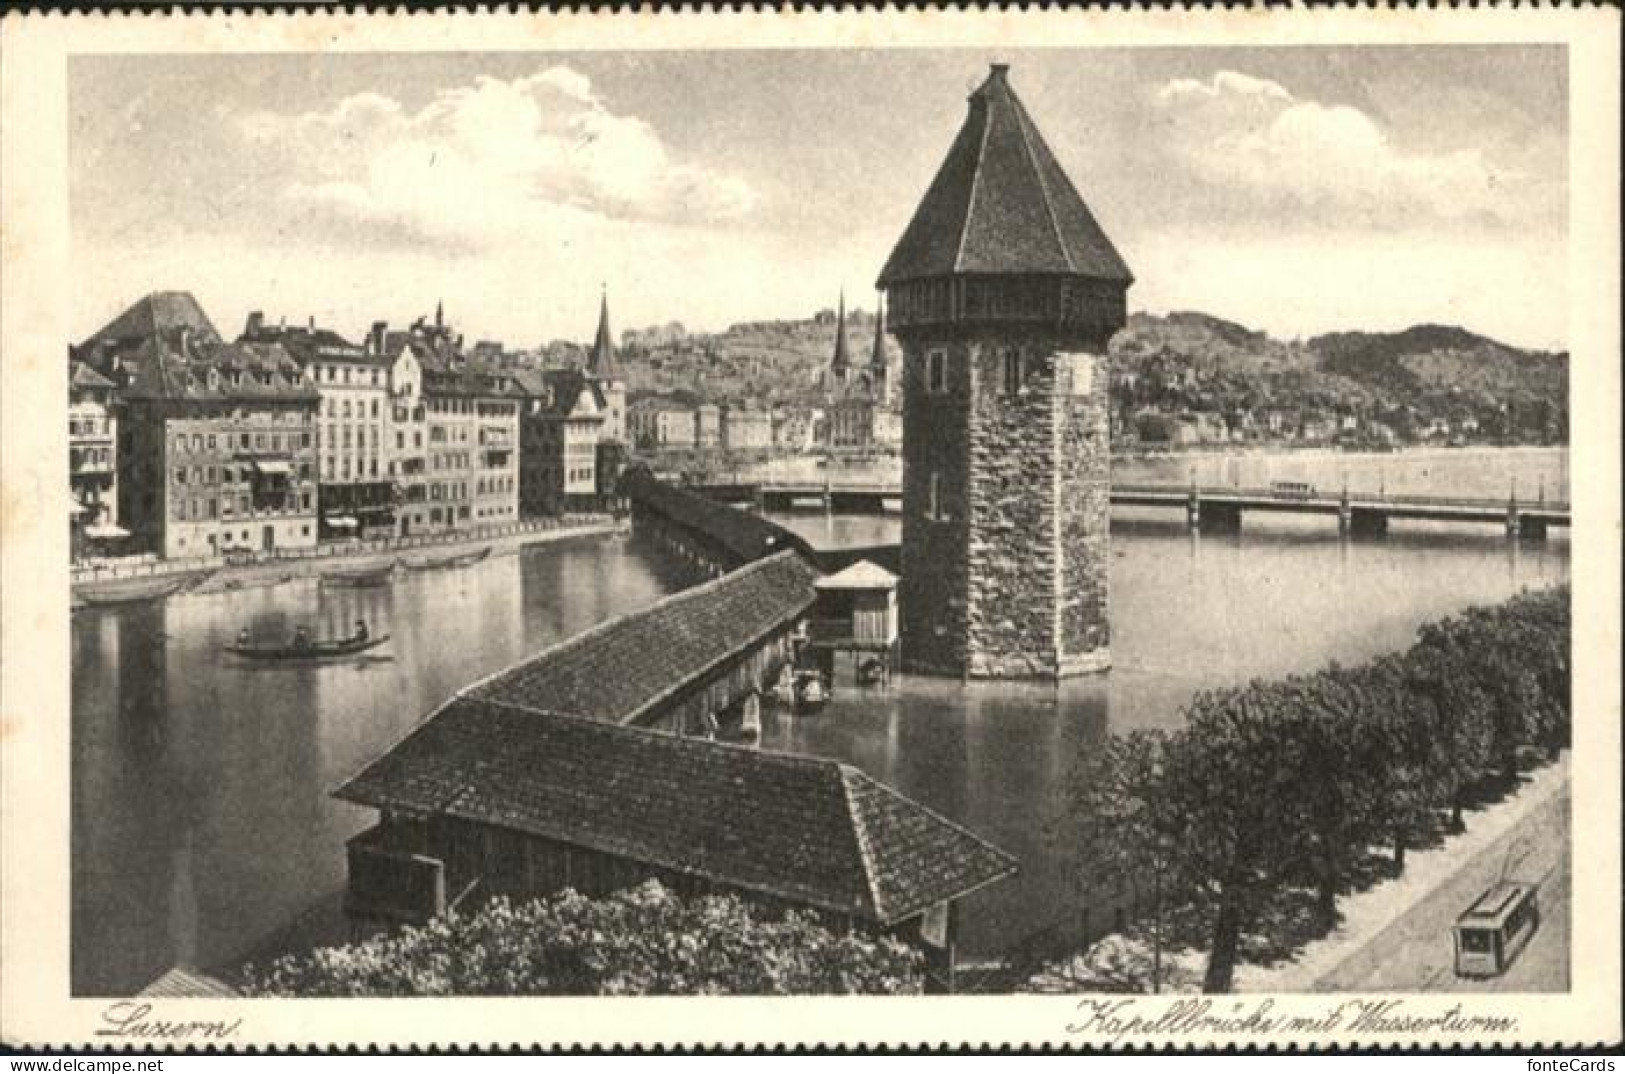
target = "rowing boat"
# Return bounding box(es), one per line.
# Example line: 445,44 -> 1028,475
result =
399,545 -> 491,572
224,633 -> 391,662
319,562 -> 397,587
77,572 -> 210,607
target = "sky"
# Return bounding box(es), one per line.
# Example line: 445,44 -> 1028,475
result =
69,46 -> 1568,351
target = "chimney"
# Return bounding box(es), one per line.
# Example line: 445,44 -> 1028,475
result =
369,321 -> 387,356
308,315 -> 316,330
245,311 -> 264,337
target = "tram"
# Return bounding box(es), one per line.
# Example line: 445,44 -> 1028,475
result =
1453,881 -> 1540,978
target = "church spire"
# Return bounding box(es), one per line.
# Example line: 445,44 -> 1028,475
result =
435,300 -> 444,329
588,285 -> 618,380
829,290 -> 851,377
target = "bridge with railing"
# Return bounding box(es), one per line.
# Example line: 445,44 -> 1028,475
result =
690,478 -> 1571,539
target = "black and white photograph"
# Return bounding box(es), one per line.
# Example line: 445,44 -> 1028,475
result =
2,5 -> 1619,1052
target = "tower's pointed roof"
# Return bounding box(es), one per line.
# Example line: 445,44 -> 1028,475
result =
587,289 -> 619,380
877,65 -> 1132,287
829,291 -> 851,374
869,296 -> 888,371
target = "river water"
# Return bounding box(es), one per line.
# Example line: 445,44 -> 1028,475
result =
71,449 -> 1569,995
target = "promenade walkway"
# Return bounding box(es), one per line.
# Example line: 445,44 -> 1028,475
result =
71,514 -> 622,591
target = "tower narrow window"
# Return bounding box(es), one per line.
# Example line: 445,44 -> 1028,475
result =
1002,348 -> 1023,395
928,470 -> 941,521
927,349 -> 948,394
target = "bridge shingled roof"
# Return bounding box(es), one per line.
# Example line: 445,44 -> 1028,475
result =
335,694 -> 1016,924
468,549 -> 820,724
876,65 -> 1132,287
620,467 -> 807,565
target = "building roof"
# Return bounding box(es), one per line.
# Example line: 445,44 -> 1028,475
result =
243,320 -> 395,369
629,396 -> 695,414
335,694 -> 1015,924
137,967 -> 239,999
80,291 -> 222,352
876,65 -> 1132,287
814,559 -> 899,591
516,367 -> 607,421
470,549 -> 819,724
68,361 -> 116,393
621,469 -> 806,566
120,332 -> 317,404
587,291 -> 620,381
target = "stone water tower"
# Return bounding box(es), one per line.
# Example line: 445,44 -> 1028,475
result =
877,64 -> 1132,678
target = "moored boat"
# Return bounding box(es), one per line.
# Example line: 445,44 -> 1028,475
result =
224,633 -> 391,662
319,562 -> 397,588
399,545 -> 491,572
792,671 -> 829,714
77,571 -> 210,607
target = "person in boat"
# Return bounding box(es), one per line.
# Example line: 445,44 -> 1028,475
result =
290,625 -> 312,652
352,619 -> 369,643
237,628 -> 251,647
798,672 -> 827,705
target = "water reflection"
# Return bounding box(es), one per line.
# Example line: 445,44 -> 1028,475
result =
71,537 -> 677,996
73,453 -> 1571,991
762,507 -> 1569,955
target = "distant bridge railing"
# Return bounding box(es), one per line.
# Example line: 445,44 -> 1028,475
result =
736,478 -> 1570,515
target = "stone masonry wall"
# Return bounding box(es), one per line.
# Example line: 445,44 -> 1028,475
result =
898,335 -> 970,676
897,326 -> 1112,678
1055,351 -> 1112,674
964,336 -> 1062,677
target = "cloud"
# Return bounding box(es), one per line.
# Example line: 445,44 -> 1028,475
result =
237,66 -> 757,252
1152,70 -> 1546,230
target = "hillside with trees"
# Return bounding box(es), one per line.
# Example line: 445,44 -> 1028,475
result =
581,305 -> 1566,447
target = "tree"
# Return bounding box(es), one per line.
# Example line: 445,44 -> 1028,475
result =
1271,668 -> 1394,926
244,881 -> 924,997
1161,684 -> 1315,994
1060,729 -> 1181,991
1359,654 -> 1455,872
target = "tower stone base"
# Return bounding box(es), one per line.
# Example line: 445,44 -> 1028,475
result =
897,340 -> 1112,681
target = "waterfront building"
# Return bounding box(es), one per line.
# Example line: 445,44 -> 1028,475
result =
377,306 -> 522,531
877,64 -> 1129,678
240,313 -> 401,538
68,361 -> 124,558
517,367 -> 606,516
113,327 -> 319,559
695,403 -> 722,448
629,397 -> 698,450
423,358 -> 521,531
773,406 -> 819,453
721,404 -> 773,451
335,549 -> 1016,989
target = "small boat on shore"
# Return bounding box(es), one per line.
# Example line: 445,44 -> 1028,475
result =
77,572 -> 210,607
399,546 -> 491,572
218,573 -> 296,593
224,633 -> 391,662
319,562 -> 397,588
